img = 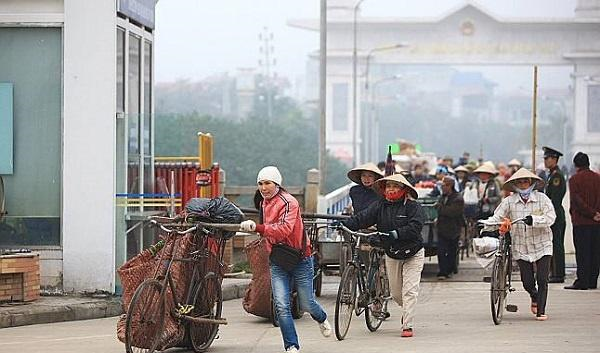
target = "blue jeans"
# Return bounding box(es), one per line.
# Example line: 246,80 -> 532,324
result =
271,256 -> 327,350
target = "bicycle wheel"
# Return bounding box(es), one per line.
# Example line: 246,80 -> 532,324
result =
335,263 -> 358,341
188,273 -> 223,352
339,242 -> 352,275
125,279 -> 165,353
490,255 -> 507,325
365,261 -> 387,332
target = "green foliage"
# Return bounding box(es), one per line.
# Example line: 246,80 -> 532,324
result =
231,260 -> 252,273
155,113 -> 349,193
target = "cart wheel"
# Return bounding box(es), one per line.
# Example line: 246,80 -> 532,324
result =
270,290 -> 303,327
270,293 -> 279,327
291,290 -> 304,319
313,271 -> 323,297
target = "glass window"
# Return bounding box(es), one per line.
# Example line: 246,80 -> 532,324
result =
128,33 -> 141,155
117,28 -> 125,113
588,85 -> 600,132
332,83 -> 349,131
0,27 -> 62,246
143,40 -> 152,156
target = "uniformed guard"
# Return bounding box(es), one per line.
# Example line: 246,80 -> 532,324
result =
543,146 -> 567,283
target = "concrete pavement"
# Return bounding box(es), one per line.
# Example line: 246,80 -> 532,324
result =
0,271 -> 598,353
0,277 -> 251,329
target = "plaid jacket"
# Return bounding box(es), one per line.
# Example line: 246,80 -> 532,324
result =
486,191 -> 555,262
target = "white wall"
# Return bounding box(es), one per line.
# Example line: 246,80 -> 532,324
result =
62,0 -> 116,292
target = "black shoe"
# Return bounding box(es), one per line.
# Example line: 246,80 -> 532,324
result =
564,284 -> 588,290
548,277 -> 564,284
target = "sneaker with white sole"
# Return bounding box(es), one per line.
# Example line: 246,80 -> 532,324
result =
286,346 -> 299,353
318,319 -> 332,337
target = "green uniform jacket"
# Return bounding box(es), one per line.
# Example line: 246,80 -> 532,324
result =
545,167 -> 566,225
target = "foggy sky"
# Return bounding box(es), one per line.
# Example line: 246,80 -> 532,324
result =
154,0 -> 577,90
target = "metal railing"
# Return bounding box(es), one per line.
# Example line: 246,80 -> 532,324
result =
318,183 -> 353,216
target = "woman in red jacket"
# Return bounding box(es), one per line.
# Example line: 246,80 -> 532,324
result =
240,166 -> 331,353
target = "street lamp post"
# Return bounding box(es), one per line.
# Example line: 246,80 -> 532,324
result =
363,43 -> 408,161
369,74 -> 403,162
352,0 -> 365,167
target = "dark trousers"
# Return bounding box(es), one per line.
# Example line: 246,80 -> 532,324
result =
517,255 -> 551,316
437,236 -> 458,276
550,222 -> 566,279
573,225 -> 600,289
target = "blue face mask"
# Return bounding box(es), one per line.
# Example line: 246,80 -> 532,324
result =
513,184 -> 535,199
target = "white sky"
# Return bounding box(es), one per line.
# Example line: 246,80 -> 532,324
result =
154,0 -> 578,89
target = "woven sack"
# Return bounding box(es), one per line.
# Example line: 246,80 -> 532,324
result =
242,238 -> 272,318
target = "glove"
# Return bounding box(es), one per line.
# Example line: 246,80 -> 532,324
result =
524,215 -> 533,226
240,220 -> 256,232
367,234 -> 386,248
499,217 -> 511,235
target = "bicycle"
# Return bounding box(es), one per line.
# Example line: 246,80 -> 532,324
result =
334,224 -> 391,341
124,218 -> 235,353
478,217 -> 529,325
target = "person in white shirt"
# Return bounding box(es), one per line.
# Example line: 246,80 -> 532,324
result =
484,168 -> 556,321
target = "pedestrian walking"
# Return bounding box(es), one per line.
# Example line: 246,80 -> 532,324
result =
564,152 -> 600,290
542,146 -> 567,283
483,168 -> 556,321
471,163 -> 502,219
239,166 -> 331,353
347,163 -> 384,215
435,176 -> 465,279
341,174 -> 425,337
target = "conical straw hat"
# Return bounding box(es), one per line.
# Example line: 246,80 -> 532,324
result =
473,163 -> 498,175
502,167 -> 543,191
507,159 -> 522,167
454,165 -> 470,173
373,173 -> 419,199
347,163 -> 384,185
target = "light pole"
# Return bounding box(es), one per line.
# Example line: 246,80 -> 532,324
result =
363,43 -> 409,161
319,0 -> 327,192
352,0 -> 366,167
369,74 -> 403,162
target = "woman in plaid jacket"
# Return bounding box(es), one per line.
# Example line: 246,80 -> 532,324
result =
484,168 -> 556,321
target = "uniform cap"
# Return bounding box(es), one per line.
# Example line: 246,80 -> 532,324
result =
542,146 -> 563,159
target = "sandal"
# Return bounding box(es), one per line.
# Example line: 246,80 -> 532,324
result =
530,301 -> 538,315
535,314 -> 548,321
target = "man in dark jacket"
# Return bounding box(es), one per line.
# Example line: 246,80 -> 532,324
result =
435,176 -> 465,279
565,152 -> 600,290
342,174 -> 425,338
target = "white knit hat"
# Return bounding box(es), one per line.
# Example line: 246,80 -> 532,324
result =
257,166 -> 283,185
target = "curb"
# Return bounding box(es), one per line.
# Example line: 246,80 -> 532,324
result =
0,280 -> 250,329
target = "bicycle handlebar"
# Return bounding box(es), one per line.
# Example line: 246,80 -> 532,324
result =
477,217 -> 527,227
337,223 -> 380,239
150,219 -> 199,234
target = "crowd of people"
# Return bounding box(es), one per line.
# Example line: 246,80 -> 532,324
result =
241,147 -> 599,352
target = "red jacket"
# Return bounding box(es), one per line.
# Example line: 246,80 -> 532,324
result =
568,168 -> 600,226
255,190 -> 311,257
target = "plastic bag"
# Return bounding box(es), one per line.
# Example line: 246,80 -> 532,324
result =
472,236 -> 499,268
185,197 -> 244,238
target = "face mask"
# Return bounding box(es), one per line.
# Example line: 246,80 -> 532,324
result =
385,188 -> 406,201
513,184 -> 535,200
